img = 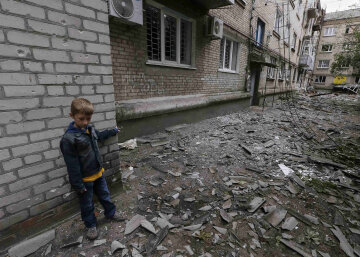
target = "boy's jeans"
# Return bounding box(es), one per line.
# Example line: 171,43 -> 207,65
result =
79,176 -> 116,228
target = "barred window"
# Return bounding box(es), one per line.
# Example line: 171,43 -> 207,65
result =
315,76 -> 326,83
321,44 -> 333,52
318,60 -> 330,68
219,37 -> 239,72
267,57 -> 277,79
145,3 -> 194,67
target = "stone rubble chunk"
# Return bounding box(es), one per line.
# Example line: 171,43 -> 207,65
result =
155,218 -> 175,229
44,244 -> 52,256
281,217 -> 299,231
290,174 -> 306,188
265,208 -> 287,227
278,163 -> 294,176
220,209 -> 233,223
304,214 -> 319,225
350,228 -> 360,235
8,229 -> 55,257
183,224 -> 202,231
145,226 -> 169,256
111,240 -> 126,254
280,239 -> 312,257
282,233 -> 293,239
131,248 -> 143,257
222,199 -> 232,210
93,239 -> 106,247
141,219 -> 157,234
248,197 -> 266,213
184,245 -> 194,255
125,214 -> 146,235
331,225 -> 355,257
213,226 -> 227,235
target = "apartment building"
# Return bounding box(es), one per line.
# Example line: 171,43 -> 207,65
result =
313,8 -> 360,90
248,0 -> 323,104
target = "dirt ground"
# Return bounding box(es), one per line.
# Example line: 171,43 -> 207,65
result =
28,92 -> 359,257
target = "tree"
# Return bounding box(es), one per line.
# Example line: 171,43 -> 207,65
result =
330,24 -> 360,77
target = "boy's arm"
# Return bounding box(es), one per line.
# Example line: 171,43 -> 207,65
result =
95,127 -> 119,141
60,138 -> 85,192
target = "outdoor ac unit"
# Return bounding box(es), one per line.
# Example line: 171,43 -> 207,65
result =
207,16 -> 223,39
109,0 -> 143,25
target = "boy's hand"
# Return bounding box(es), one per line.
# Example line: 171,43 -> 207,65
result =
115,126 -> 122,134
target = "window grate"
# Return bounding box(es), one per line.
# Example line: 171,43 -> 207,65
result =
146,5 -> 161,61
164,14 -> 177,62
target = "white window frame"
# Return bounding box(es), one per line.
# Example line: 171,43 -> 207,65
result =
145,0 -> 196,69
218,35 -> 241,73
318,60 -> 330,68
324,27 -> 336,37
314,76 -> 326,83
267,56 -> 277,79
343,43 -> 353,52
321,44 -> 333,52
274,9 -> 282,35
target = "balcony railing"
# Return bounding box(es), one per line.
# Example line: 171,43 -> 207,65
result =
299,55 -> 314,70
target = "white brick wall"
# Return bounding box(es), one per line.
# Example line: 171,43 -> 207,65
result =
0,0 -> 119,237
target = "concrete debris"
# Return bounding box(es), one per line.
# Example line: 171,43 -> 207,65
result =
111,240 -> 126,254
222,199 -> 232,210
155,218 -> 175,229
125,215 -> 146,235
151,140 -> 170,147
118,139 -> 137,149
93,239 -> 106,247
304,214 -> 319,225
184,245 -> 194,255
213,226 -> 227,235
8,229 -> 55,257
199,205 -> 212,211
132,248 -> 143,257
248,197 -> 266,213
220,209 -> 233,223
183,224 -> 202,231
145,226 -> 169,256
278,163 -> 294,176
265,208 -> 287,227
60,236 -> 83,248
318,251 -> 331,257
281,217 -> 299,231
44,244 -> 52,256
140,219 -> 156,234
280,239 -> 312,257
331,226 -> 355,257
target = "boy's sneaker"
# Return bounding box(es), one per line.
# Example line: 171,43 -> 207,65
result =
107,211 -> 126,222
86,227 -> 98,240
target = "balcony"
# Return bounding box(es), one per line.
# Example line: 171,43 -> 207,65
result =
299,55 -> 314,70
191,0 -> 234,9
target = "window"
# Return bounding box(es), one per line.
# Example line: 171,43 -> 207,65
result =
267,57 -> 277,79
278,62 -> 285,80
256,19 -> 265,46
318,60 -> 330,68
219,37 -> 239,72
274,9 -> 282,35
345,25 -> 355,34
324,27 -> 336,36
340,59 -> 350,68
145,3 -> 195,67
321,44 -> 333,52
291,33 -> 297,49
314,76 -> 326,83
301,40 -> 310,55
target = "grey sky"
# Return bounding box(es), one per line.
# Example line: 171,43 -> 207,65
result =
321,0 -> 360,13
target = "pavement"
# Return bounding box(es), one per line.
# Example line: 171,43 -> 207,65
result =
7,92 -> 360,257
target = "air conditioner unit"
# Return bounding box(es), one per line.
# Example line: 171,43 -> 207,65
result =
109,0 -> 143,25
207,16 -> 223,39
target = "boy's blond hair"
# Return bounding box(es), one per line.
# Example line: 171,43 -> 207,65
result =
71,98 -> 94,115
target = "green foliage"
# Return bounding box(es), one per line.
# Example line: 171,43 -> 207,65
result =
330,29 -> 360,76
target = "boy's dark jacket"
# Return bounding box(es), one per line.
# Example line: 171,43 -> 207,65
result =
60,122 -> 118,191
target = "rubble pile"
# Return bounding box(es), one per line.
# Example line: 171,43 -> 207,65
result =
16,93 -> 359,257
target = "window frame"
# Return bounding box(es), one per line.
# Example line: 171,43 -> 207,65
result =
267,56 -> 277,80
323,27 -> 336,37
321,44 -> 333,52
291,32 -> 297,50
274,8 -> 282,35
317,60 -> 330,68
255,18 -> 265,47
218,35 -> 241,73
314,76 -> 326,83
145,0 -> 196,69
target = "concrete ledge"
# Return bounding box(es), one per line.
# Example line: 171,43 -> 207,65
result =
115,91 -> 251,121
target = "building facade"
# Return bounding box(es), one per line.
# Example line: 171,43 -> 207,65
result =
0,0 -> 120,250
312,8 -> 360,90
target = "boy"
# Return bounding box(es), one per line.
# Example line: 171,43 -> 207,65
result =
60,98 -> 125,240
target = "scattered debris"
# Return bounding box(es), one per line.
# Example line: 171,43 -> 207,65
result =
118,139 -> 137,150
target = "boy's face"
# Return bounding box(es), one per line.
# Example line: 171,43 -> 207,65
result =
70,112 -> 92,129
